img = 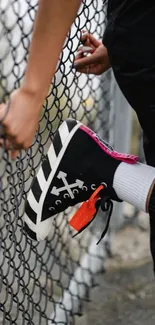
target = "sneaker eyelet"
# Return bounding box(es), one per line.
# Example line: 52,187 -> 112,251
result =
64,193 -> 69,199
49,207 -> 55,211
55,200 -> 62,205
91,184 -> 96,191
73,189 -> 79,195
82,185 -> 88,191
101,182 -> 107,188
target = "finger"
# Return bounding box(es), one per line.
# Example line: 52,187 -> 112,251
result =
0,104 -> 7,122
77,46 -> 93,53
74,54 -> 100,69
0,138 -> 19,161
75,65 -> 97,75
75,51 -> 84,61
81,30 -> 88,35
0,138 -> 5,147
75,47 -> 94,61
4,134 -> 22,150
7,138 -> 21,159
0,133 -> 21,159
87,34 -> 101,47
10,150 -> 19,160
77,46 -> 94,54
81,30 -> 88,40
81,31 -> 91,46
81,36 -> 89,46
7,138 -> 23,151
0,138 -> 10,149
81,31 -> 101,48
0,102 -> 10,123
0,123 -> 7,137
75,67 -> 92,74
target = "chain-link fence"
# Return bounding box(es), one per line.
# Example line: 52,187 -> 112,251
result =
0,1 -> 148,324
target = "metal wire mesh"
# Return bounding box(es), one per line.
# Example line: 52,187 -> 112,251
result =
0,1 -> 115,324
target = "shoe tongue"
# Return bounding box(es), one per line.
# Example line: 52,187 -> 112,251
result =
80,125 -> 139,165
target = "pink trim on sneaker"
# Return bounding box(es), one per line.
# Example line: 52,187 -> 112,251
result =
80,125 -> 139,164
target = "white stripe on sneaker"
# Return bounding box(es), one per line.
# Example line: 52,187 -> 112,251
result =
24,213 -> 55,241
59,121 -> 70,145
37,167 -> 46,192
47,143 -> 57,168
28,190 -> 39,213
36,121 -> 82,226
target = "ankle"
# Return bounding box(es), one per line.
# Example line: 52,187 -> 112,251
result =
113,162 -> 155,212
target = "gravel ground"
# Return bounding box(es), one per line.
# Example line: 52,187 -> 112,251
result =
1,207 -> 154,325
76,261 -> 155,325
76,216 -> 155,325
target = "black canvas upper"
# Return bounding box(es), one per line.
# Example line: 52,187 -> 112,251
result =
41,127 -> 122,222
24,119 -> 138,243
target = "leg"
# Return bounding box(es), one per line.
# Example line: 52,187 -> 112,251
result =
121,81 -> 155,271
24,47 -> 155,272
110,56 -> 155,271
143,135 -> 155,271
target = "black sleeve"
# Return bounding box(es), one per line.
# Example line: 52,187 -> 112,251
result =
102,0 -> 110,46
103,0 -> 111,20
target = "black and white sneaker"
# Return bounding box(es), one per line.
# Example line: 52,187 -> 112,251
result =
24,119 -> 138,241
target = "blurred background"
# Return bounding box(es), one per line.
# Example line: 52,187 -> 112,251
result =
0,1 -> 154,324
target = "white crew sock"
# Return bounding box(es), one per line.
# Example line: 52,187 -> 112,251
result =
113,162 -> 155,212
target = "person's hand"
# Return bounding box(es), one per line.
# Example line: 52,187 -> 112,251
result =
0,87 -> 43,159
74,30 -> 111,75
